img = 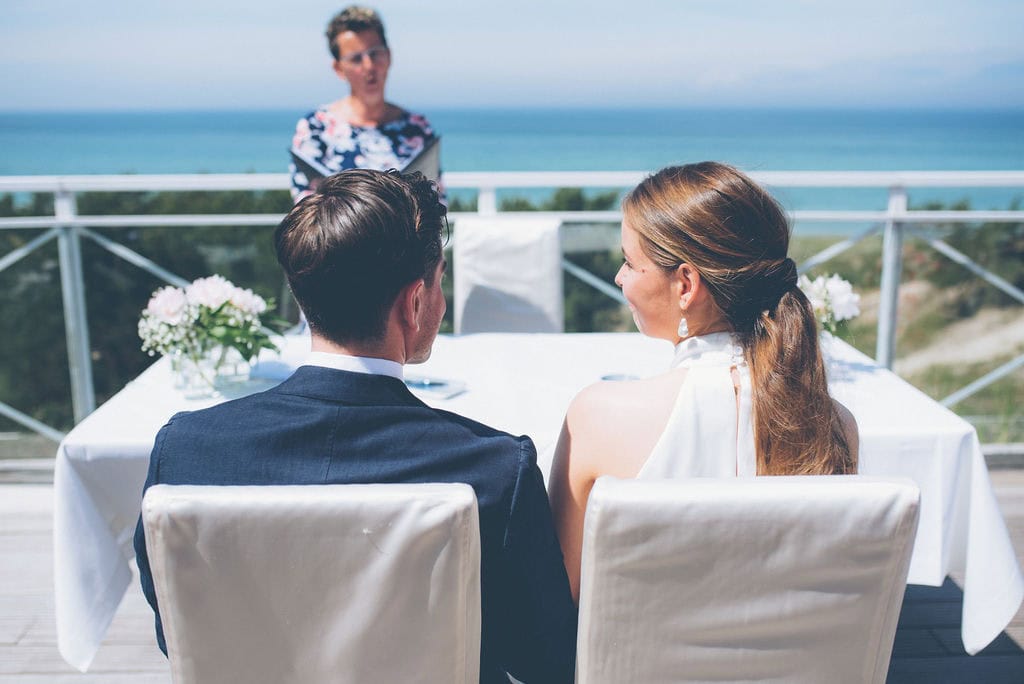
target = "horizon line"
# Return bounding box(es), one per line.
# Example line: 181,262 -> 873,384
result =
2,105 -> 1024,115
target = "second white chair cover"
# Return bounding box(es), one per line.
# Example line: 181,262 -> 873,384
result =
576,476 -> 920,684
453,216 -> 563,334
142,483 -> 481,684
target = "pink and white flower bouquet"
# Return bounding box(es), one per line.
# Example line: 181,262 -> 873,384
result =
139,276 -> 287,390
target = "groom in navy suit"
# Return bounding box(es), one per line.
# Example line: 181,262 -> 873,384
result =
133,169 -> 577,684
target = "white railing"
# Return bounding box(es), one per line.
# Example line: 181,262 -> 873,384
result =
1,171 -> 1023,441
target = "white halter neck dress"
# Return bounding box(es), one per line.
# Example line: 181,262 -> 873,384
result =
636,332 -> 758,479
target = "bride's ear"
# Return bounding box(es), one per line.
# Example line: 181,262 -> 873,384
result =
675,263 -> 701,310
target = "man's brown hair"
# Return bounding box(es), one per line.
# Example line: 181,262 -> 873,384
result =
275,169 -> 446,345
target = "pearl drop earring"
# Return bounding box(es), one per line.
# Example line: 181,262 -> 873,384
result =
677,316 -> 689,338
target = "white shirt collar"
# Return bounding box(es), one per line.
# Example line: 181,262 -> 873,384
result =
303,351 -> 404,381
670,332 -> 744,369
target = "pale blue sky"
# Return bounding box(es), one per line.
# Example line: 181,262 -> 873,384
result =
1,0 -> 1022,110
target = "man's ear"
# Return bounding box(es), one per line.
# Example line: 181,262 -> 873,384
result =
397,278 -> 426,331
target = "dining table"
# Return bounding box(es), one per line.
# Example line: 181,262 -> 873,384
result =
53,331 -> 1023,670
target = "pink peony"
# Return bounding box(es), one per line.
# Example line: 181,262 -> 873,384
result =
186,275 -> 235,310
230,286 -> 268,315
146,286 -> 187,324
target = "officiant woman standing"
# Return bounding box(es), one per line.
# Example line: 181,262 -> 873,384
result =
289,6 -> 439,202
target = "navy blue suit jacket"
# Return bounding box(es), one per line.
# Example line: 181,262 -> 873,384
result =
133,365 -> 577,684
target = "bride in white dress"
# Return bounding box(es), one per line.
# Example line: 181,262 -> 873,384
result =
549,162 -> 859,602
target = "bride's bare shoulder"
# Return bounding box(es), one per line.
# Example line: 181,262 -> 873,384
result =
567,368 -> 687,435
832,398 -> 860,458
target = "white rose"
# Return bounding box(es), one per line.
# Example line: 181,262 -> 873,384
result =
798,274 -> 829,321
824,275 -> 861,322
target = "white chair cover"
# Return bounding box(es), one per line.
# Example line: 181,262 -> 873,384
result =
142,483 -> 481,684
453,216 -> 563,334
576,476 -> 920,684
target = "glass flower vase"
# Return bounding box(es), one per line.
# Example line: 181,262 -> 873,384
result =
176,349 -> 220,399
213,346 -> 252,387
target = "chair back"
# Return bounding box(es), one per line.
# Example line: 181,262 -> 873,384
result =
576,476 -> 920,684
453,216 -> 563,334
142,483 -> 481,684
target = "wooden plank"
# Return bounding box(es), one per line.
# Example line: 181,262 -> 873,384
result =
890,628 -> 951,657
0,644 -> 168,674
0,484 -> 169,682
0,595 -> 51,644
888,655 -> 1024,684
896,598 -> 964,628
903,578 -> 969,602
930,628 -> 1024,656
0,676 -> 168,684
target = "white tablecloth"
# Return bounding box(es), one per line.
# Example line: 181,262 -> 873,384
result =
54,333 -> 1023,669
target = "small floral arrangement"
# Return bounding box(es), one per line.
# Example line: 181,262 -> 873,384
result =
139,275 -> 286,368
798,273 -> 861,335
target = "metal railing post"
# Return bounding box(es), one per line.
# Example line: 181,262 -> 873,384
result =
875,186 -> 907,369
478,187 -> 498,216
55,190 -> 96,423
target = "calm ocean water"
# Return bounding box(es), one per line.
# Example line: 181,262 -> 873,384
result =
1,108 -> 1022,229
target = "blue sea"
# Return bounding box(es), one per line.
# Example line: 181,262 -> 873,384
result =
1,108 -> 1022,232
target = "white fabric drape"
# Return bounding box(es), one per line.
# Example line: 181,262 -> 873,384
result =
576,476 -> 920,683
142,483 -> 481,684
453,216 -> 563,334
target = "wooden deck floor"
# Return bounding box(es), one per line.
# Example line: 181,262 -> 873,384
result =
3,472 -> 1024,682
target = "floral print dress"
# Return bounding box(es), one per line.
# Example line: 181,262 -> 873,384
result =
289,106 -> 438,202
